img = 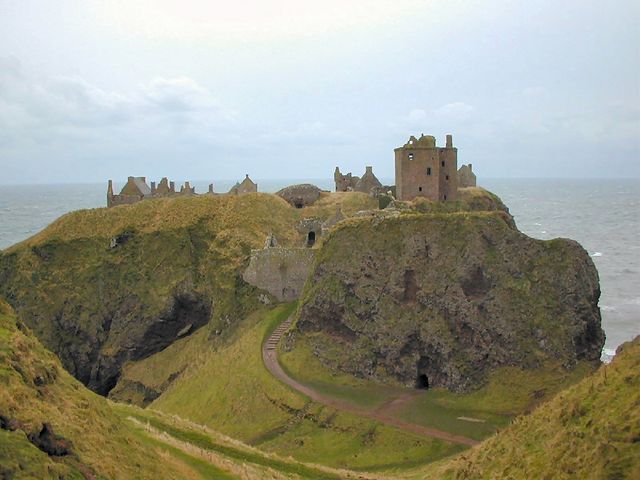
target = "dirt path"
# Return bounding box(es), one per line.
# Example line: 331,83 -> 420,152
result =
262,316 -> 479,447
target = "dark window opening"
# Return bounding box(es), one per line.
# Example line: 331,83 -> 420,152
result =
427,167 -> 432,175
441,160 -> 445,167
294,202 -> 303,209
416,374 -> 429,389
446,175 -> 449,180
408,153 -> 414,160
444,194 -> 447,200
307,231 -> 316,247
418,186 -> 422,192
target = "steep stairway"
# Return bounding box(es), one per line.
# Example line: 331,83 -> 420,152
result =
265,316 -> 293,351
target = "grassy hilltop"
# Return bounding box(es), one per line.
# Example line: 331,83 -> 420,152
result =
0,187 -> 624,477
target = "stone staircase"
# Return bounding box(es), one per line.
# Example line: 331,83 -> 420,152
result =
265,316 -> 293,351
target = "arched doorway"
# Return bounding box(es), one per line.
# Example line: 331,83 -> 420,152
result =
307,231 -> 316,247
416,374 -> 429,390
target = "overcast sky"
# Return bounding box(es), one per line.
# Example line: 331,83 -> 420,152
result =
0,0 -> 638,185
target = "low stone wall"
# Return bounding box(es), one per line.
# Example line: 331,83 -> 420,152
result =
243,248 -> 316,301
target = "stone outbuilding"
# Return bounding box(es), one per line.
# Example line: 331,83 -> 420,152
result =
335,166 -> 383,195
458,164 -> 477,187
355,166 -> 382,193
229,175 -> 258,195
108,176 -> 152,207
276,184 -> 322,208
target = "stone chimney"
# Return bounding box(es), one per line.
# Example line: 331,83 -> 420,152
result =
446,134 -> 453,148
107,180 -> 114,208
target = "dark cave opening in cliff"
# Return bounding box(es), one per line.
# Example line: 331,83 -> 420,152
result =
307,231 -> 316,247
416,374 -> 430,390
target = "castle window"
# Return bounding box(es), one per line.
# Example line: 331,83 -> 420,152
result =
408,153 -> 413,160
444,194 -> 447,200
441,160 -> 445,167
427,167 -> 432,176
446,175 -> 449,180
418,187 -> 422,192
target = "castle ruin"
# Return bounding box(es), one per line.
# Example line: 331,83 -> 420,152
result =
457,164 -> 477,188
107,174 -> 258,207
394,134 -> 458,202
334,166 -> 383,195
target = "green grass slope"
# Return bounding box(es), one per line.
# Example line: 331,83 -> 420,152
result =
417,336 -> 640,479
145,304 -> 464,470
0,299 -> 236,479
279,333 -> 592,442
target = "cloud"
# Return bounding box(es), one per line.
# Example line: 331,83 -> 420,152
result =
522,86 -> 546,97
407,109 -> 427,122
143,76 -> 219,113
0,57 -> 235,146
433,102 -> 475,119
257,120 -> 349,145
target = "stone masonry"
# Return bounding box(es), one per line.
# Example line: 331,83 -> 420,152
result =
243,246 -> 316,301
394,134 -> 458,202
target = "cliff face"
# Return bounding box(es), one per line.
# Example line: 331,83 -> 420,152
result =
294,211 -> 604,392
0,300 -> 198,479
0,192 -> 378,397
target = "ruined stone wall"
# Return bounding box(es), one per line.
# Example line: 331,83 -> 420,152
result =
395,135 -> 458,202
458,164 -> 477,187
243,248 -> 316,302
108,194 -> 144,207
395,147 -> 441,201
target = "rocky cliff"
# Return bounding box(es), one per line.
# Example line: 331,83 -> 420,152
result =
0,192 -> 377,397
293,210 -> 604,392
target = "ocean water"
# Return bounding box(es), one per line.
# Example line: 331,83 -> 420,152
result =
0,178 -> 638,354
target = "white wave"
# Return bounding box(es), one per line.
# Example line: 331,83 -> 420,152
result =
601,348 -> 616,364
590,252 -> 602,257
600,305 -> 617,312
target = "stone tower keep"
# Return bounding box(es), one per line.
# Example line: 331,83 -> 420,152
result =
394,134 -> 458,202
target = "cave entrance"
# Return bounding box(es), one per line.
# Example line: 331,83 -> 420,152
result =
307,231 -> 316,247
416,374 -> 429,390
295,202 -> 304,209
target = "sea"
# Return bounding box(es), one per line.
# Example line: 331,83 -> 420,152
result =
0,178 -> 638,358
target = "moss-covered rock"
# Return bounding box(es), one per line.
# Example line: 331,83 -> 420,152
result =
293,209 -> 604,392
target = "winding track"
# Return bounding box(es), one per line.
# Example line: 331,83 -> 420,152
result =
262,315 -> 479,447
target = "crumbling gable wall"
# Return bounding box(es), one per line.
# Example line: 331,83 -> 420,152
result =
458,164 -> 477,187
